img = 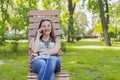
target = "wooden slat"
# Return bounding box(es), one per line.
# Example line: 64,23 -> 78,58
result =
29,29 -> 60,37
29,10 -> 59,16
29,37 -> 34,42
29,23 -> 60,30
27,71 -> 70,80
29,36 -> 60,42
29,17 -> 59,23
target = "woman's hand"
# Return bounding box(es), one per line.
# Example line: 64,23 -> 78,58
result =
36,29 -> 43,38
31,53 -> 38,57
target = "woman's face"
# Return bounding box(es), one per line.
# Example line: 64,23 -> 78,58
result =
40,21 -> 52,35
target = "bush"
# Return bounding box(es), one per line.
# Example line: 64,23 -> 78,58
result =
61,41 -> 67,52
10,34 -> 21,51
11,41 -> 19,51
75,36 -> 81,41
109,32 -> 116,38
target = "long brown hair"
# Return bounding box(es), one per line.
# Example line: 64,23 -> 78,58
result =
35,18 -> 56,42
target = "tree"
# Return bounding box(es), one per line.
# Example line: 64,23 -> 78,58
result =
68,0 -> 79,42
9,0 -> 38,51
110,3 -> 120,40
0,0 -> 14,45
88,0 -> 111,46
98,0 -> 111,46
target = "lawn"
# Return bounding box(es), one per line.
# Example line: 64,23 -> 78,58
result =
62,39 -> 120,80
0,42 -> 28,80
0,38 -> 120,80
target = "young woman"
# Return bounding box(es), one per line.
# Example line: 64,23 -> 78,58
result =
29,18 -> 61,80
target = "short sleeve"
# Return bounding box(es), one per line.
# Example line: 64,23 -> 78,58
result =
29,38 -> 35,49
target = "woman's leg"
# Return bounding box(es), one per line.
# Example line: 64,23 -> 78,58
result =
32,56 -> 61,80
54,57 -> 61,73
41,56 -> 58,80
32,58 -> 46,73
50,73 -> 55,80
32,58 -> 47,80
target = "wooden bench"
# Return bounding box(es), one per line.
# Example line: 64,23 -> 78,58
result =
27,10 -> 70,80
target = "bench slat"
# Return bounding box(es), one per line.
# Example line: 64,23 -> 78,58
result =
30,10 -> 59,16
29,17 -> 59,23
29,23 -> 60,30
27,71 -> 70,79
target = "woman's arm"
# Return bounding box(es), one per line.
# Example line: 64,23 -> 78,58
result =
31,37 -> 40,53
31,30 -> 42,53
41,39 -> 61,55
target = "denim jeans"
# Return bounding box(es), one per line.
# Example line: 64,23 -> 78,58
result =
31,56 -> 61,80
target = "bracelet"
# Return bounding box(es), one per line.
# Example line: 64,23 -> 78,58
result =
37,52 -> 39,56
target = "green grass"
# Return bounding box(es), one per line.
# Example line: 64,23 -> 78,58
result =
62,39 -> 120,80
0,39 -> 120,80
0,42 -> 28,80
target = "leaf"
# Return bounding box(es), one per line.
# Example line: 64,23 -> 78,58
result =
73,0 -> 79,3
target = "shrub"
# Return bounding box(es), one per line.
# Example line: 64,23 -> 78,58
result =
75,36 -> 81,41
61,41 -> 67,52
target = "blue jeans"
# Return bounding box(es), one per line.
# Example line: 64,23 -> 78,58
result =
31,56 -> 61,80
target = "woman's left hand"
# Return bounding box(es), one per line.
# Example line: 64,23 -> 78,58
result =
31,53 -> 38,57
39,52 -> 46,55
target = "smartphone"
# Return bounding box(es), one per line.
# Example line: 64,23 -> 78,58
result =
39,30 -> 43,33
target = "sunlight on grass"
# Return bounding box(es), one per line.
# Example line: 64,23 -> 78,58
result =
67,45 -> 120,50
81,38 -> 101,42
0,60 -> 4,64
5,40 -> 28,42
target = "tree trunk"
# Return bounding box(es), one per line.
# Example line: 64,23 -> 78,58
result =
105,0 -> 109,25
98,0 -> 111,46
67,0 -> 76,42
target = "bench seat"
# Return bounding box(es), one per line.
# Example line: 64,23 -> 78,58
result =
27,71 -> 70,80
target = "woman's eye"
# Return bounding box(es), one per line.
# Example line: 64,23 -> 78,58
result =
42,25 -> 46,28
48,25 -> 50,27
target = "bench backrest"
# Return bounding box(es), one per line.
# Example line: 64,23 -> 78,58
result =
29,10 -> 60,42
28,10 -> 60,63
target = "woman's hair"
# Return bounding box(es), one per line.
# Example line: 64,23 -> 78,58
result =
35,18 -> 56,42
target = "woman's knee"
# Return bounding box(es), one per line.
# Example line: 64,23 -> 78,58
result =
32,59 -> 46,72
49,56 -> 58,61
32,59 -> 46,66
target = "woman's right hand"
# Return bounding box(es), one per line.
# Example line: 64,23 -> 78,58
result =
36,29 -> 43,38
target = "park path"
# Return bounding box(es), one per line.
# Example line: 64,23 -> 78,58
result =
0,60 -> 4,64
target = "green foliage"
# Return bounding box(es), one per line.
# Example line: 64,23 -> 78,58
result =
109,32 -> 116,38
61,40 -> 67,52
42,0 -> 61,10
11,41 -> 19,51
73,0 -> 79,3
60,11 -> 69,36
0,0 -> 13,45
94,22 -> 103,34
88,0 -> 99,13
0,0 -> 38,45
